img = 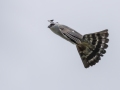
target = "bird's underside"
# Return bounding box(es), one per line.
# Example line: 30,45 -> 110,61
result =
76,29 -> 109,68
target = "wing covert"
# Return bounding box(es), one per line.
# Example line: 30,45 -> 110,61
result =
58,25 -> 82,44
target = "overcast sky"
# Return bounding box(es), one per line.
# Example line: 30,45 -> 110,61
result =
0,0 -> 120,90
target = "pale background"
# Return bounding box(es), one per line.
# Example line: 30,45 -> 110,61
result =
0,0 -> 120,90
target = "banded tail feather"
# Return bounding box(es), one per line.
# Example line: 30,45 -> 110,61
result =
76,29 -> 109,68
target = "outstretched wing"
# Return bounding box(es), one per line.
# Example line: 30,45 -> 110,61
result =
58,25 -> 83,44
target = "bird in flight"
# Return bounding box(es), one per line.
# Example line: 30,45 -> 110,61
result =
48,20 -> 109,68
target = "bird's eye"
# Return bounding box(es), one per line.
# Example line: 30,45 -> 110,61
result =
48,24 -> 55,28
50,24 -> 55,27
50,24 -> 54,26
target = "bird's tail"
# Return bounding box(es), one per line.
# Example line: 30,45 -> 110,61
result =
76,29 -> 109,68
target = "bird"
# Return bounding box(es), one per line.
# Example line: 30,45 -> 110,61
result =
48,20 -> 109,68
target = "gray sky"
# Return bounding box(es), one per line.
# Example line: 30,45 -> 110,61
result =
0,0 -> 120,90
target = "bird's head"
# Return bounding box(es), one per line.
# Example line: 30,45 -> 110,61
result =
48,19 -> 59,29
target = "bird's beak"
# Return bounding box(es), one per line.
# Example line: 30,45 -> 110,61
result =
48,19 -> 54,28
48,25 -> 50,28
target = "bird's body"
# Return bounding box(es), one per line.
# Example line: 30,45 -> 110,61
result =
48,20 -> 109,68
49,23 -> 83,44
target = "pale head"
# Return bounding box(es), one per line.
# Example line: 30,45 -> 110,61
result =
48,20 -> 59,28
